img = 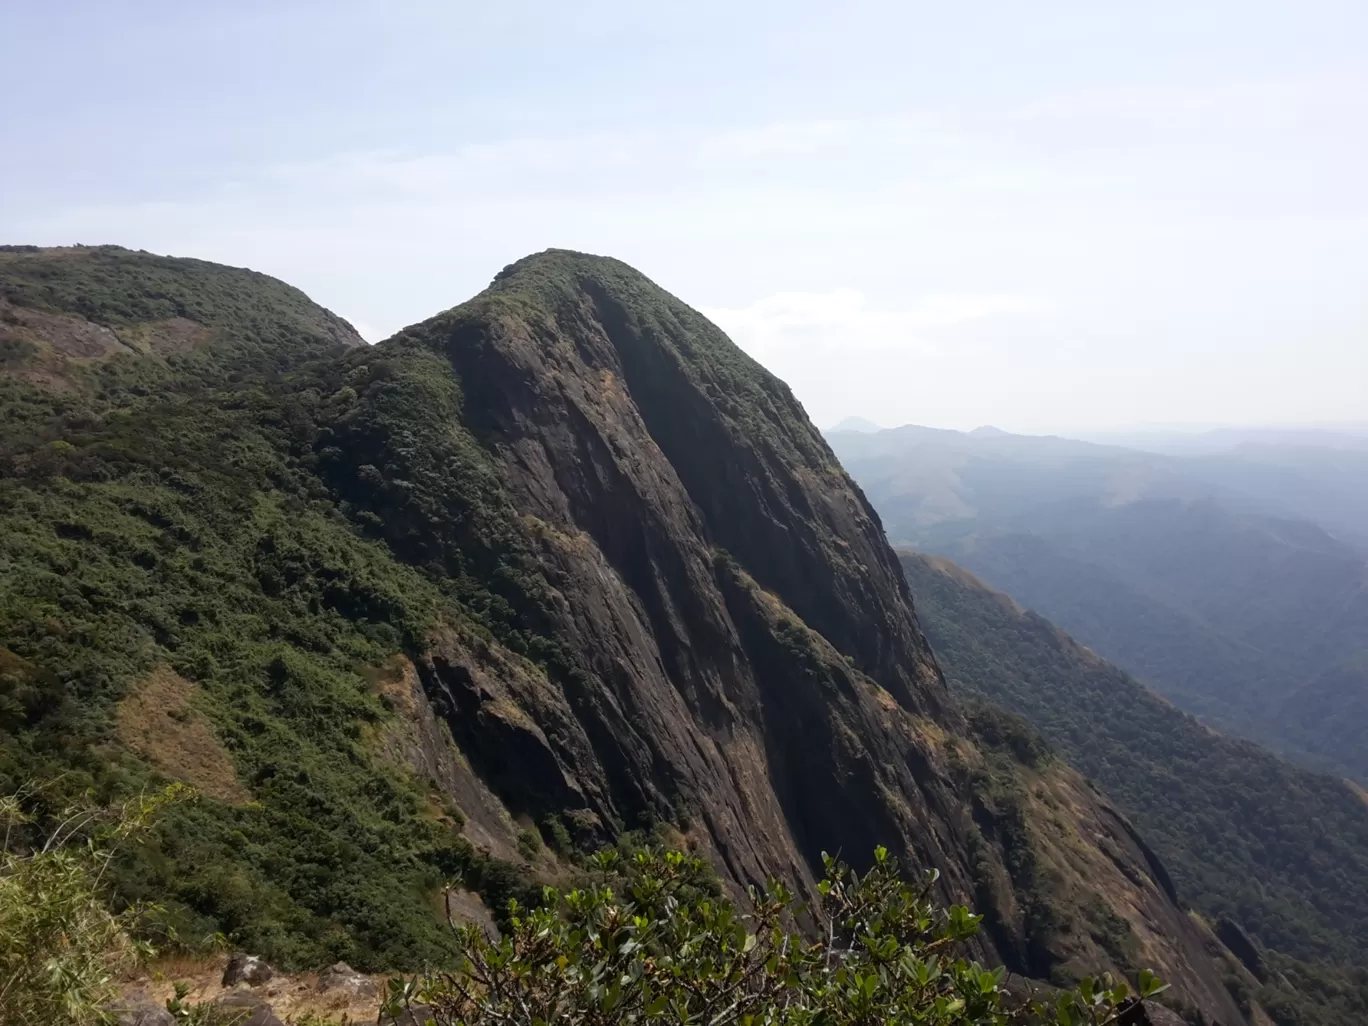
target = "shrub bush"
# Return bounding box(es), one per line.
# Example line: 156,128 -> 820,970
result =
0,785 -> 185,1026
385,846 -> 1166,1026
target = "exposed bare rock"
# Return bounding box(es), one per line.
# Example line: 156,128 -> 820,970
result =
317,962 -> 378,999
108,992 -> 174,1026
222,952 -> 275,987
116,666 -> 249,803
214,992 -> 284,1026
0,298 -> 134,359
444,887 -> 501,942
373,654 -> 525,863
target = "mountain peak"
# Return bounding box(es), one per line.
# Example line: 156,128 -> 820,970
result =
491,247 -> 629,283
828,416 -> 884,434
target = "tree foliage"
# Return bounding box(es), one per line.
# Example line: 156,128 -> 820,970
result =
0,785 -> 186,1026
387,848 -> 1166,1026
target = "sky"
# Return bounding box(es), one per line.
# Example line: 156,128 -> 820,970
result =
2,1 -> 1366,434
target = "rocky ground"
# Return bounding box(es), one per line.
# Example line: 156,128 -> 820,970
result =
113,952 -> 401,1025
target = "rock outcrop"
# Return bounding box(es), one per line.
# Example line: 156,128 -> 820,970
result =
223,953 -> 275,988
214,992 -> 285,1026
318,962 -> 379,999
336,251 -> 1248,1022
109,994 -> 175,1026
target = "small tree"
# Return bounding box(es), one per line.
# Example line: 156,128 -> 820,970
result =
0,785 -> 187,1026
385,846 -> 1168,1026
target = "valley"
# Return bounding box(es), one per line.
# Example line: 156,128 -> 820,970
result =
829,424 -> 1368,782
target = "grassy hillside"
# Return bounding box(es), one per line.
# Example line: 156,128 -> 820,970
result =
901,551 -> 1368,1024
0,244 -> 361,349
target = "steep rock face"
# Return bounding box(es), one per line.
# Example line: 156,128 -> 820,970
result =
375,252 -> 955,900
342,252 -> 1245,1022
320,253 -> 963,913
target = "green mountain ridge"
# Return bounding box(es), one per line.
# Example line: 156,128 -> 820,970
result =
901,549 -> 1368,1026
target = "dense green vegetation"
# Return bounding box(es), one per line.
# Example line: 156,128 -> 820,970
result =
0,247 -> 549,969
938,503 -> 1368,783
900,552 -> 1368,1025
927,532 -> 1280,734
0,244 -> 359,351
394,846 -> 1167,1026
1,784 -> 1165,1026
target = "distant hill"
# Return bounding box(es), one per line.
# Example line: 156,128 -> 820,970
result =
829,423 -> 1368,781
828,422 -> 1368,553
1182,443 -> 1368,553
902,550 -> 1368,1025
826,415 -> 883,433
1080,425 -> 1368,456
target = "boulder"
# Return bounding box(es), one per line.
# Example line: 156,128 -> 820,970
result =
222,952 -> 275,987
317,961 -> 379,999
107,995 -> 174,1026
214,991 -> 285,1026
443,888 -> 500,942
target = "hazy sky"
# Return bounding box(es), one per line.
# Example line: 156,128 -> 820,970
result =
3,1 -> 1365,433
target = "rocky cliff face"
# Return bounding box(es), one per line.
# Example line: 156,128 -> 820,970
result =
377,252 -> 956,888
0,247 -> 1248,1022
334,251 -> 1247,1022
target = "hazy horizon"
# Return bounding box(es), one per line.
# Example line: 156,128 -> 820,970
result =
824,416 -> 1368,438
4,1 -> 1365,434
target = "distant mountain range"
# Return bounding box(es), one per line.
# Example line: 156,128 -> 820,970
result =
828,423 -> 1368,782
826,415 -> 884,433
1078,424 -> 1368,456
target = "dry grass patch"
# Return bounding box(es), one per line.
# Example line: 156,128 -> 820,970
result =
1347,779 -> 1368,807
116,667 -> 249,804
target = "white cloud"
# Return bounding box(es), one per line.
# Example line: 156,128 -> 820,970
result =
702,290 -> 1051,362
700,289 -> 1061,431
